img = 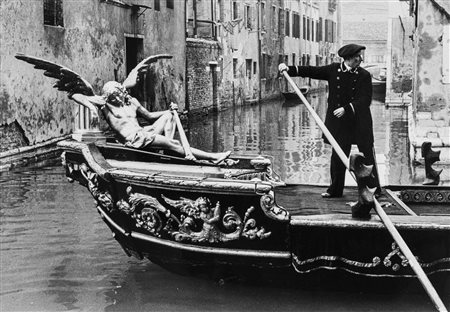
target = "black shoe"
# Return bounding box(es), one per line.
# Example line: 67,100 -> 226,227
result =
351,202 -> 373,220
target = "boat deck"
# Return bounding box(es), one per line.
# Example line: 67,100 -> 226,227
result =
276,184 -> 450,217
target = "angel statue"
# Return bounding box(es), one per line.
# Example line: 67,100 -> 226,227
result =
15,53 -> 231,164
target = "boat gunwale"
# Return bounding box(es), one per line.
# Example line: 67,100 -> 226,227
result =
59,140 -> 275,194
290,214 -> 450,230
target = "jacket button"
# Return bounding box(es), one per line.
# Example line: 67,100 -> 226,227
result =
337,86 -> 340,89
337,77 -> 340,80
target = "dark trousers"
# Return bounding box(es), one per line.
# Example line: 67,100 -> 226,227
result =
327,141 -> 380,196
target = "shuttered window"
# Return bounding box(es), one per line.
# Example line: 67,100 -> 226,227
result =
44,0 -> 64,27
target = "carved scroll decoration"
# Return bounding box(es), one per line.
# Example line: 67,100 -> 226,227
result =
76,162 -> 114,212
259,191 -> 289,222
64,161 -> 274,244
113,187 -> 272,243
292,241 -> 450,276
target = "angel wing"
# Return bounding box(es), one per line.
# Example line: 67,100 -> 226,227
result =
15,53 -> 96,96
122,54 -> 173,89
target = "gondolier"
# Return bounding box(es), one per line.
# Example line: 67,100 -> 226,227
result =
279,44 -> 381,198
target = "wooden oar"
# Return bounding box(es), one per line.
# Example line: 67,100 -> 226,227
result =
171,107 -> 195,160
281,70 -> 448,312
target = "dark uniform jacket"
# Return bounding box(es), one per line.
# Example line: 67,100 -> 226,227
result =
287,63 -> 373,146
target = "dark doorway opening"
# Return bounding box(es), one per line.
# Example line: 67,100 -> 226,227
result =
126,37 -> 144,101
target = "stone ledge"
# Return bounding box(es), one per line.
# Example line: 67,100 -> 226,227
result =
0,135 -> 70,171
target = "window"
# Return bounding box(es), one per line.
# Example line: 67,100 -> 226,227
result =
325,20 -> 335,43
285,10 -> 290,37
261,2 -> 265,29
316,18 -> 322,42
306,17 -> 310,41
233,58 -> 238,78
232,1 -> 239,20
261,54 -> 266,78
278,8 -> 283,36
44,0 -> 64,27
245,5 -> 252,29
303,16 -> 306,39
325,19 -> 332,42
272,5 -> 277,33
292,53 -> 296,66
166,0 -> 173,9
292,13 -> 300,38
246,59 -> 252,78
218,0 -> 224,21
316,55 -> 321,66
154,0 -> 160,11
253,61 -> 257,75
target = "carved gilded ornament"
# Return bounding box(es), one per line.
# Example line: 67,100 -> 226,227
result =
73,163 -> 273,244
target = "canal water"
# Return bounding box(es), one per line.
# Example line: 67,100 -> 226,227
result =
1,95 -> 449,311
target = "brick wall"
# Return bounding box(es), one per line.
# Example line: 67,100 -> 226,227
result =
186,39 -> 221,112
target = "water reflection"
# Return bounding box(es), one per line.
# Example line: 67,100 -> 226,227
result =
190,92 -> 449,186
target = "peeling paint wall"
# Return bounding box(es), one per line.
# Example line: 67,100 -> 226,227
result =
0,0 -> 185,150
386,15 -> 414,104
219,0 -> 264,104
410,0 -> 450,161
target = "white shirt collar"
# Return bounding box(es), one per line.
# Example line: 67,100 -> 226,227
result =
341,62 -> 358,74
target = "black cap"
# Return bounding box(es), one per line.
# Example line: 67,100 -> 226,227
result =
338,44 -> 366,59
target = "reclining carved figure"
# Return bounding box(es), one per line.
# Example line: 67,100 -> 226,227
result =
16,53 -> 231,164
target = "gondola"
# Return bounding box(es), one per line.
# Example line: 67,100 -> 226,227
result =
58,139 -> 450,280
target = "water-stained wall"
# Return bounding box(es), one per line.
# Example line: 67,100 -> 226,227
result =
410,0 -> 450,161
0,0 -> 185,150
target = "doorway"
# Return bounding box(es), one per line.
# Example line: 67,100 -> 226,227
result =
125,36 -> 144,101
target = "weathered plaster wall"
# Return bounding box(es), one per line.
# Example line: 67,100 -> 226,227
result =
410,0 -> 450,161
219,0 -> 262,104
386,16 -> 414,104
259,0 -> 284,101
0,0 -> 185,150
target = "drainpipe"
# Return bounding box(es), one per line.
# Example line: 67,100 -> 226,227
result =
257,0 -> 262,101
192,0 -> 197,37
185,0 -> 189,111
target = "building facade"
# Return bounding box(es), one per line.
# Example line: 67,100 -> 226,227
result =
185,0 -> 340,112
0,0 -> 186,151
407,0 -> 450,161
282,0 -> 339,93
